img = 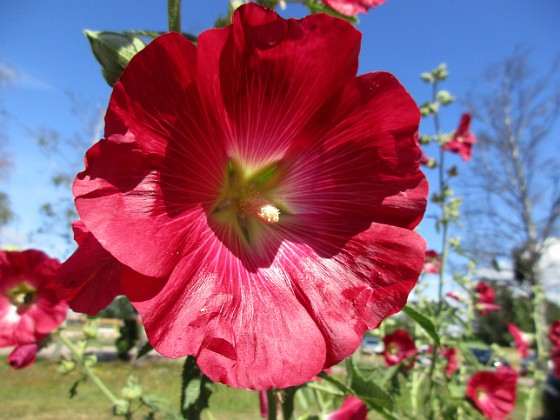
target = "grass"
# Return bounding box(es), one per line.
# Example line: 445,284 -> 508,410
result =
0,357 -> 262,419
0,349 -> 545,419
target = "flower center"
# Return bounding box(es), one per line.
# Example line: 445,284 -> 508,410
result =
6,282 -> 37,311
388,344 -> 399,355
475,387 -> 488,402
212,160 -> 285,245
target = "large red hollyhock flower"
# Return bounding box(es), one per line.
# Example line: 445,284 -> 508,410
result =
423,249 -> 440,274
383,329 -> 418,367
506,323 -> 530,359
327,395 -> 367,420
322,0 -> 387,16
466,368 -> 517,420
57,220 -> 155,316
72,4 -> 427,390
549,320 -> 560,347
443,113 -> 476,161
0,250 -> 68,349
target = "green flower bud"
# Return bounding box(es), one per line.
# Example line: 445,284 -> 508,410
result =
112,399 -> 130,417
121,378 -> 143,400
436,90 -> 455,105
58,359 -> 77,375
419,134 -> 432,144
433,63 -> 448,81
420,72 -> 434,83
84,30 -> 146,87
83,319 -> 99,340
84,354 -> 98,367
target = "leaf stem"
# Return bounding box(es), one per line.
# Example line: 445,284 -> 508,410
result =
168,0 -> 181,33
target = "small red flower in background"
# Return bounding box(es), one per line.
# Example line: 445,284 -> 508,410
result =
322,0 -> 387,16
551,346 -> 560,378
383,329 -> 418,367
0,249 -> 68,368
445,291 -> 463,302
443,113 -> 476,161
506,323 -> 530,359
466,368 -> 517,420
327,395 -> 367,420
474,282 -> 501,315
549,320 -> 560,347
441,346 -> 459,377
70,3 -> 427,390
423,249 -> 441,274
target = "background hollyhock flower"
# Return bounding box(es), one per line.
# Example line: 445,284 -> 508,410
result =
474,282 -> 501,315
551,346 -> 560,378
327,395 -> 367,420
441,346 -> 459,377
549,320 -> 560,347
423,249 -> 440,274
383,329 -> 418,367
443,113 -> 476,161
0,249 -> 68,350
506,323 -> 530,359
474,281 -> 495,304
72,3 -> 427,390
7,342 -> 39,369
466,368 -> 517,420
322,0 -> 387,16
445,291 -> 463,302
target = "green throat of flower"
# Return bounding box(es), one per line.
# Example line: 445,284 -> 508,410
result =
212,159 -> 286,246
6,281 -> 37,310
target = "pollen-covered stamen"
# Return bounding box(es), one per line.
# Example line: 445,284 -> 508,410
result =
239,196 -> 281,225
6,282 -> 37,310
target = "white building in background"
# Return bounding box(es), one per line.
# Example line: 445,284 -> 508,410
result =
475,237 -> 560,304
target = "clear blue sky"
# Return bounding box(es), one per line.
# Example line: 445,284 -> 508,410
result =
1,0 -> 559,259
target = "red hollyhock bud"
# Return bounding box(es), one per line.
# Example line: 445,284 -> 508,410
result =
466,368 -> 517,420
423,249 -> 440,274
0,250 -> 68,350
383,329 -> 418,368
445,291 -> 463,302
443,113 -> 476,161
549,320 -> 560,347
506,323 -> 530,359
7,342 -> 39,369
322,0 -> 387,16
71,3 -> 427,390
327,395 -> 367,420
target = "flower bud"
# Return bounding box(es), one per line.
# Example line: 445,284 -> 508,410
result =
84,30 -> 146,87
121,376 -> 143,400
112,399 -> 130,416
58,358 -> 77,375
433,63 -> 448,81
83,320 -> 99,340
436,90 -> 455,105
420,72 -> 434,83
84,354 -> 98,367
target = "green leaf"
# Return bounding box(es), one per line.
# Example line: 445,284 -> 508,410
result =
136,341 -> 154,359
350,359 -> 394,413
402,305 -> 440,346
180,356 -> 214,420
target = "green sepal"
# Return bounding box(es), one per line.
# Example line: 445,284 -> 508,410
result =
84,30 -> 146,87
305,0 -> 358,24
